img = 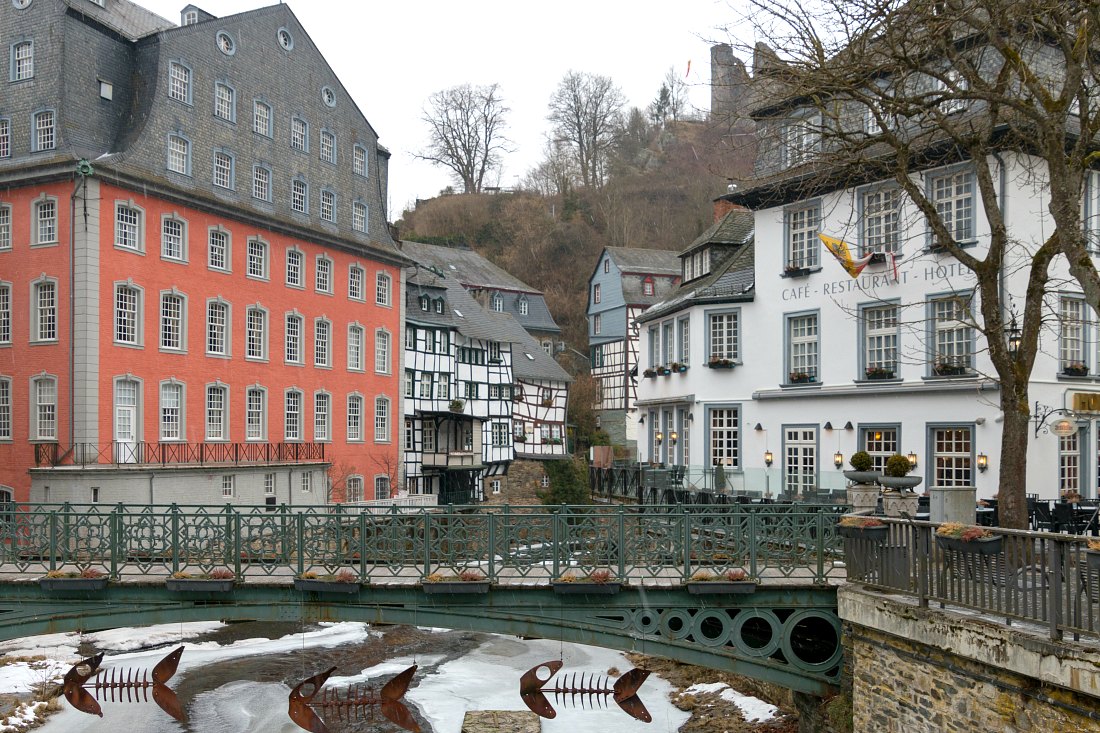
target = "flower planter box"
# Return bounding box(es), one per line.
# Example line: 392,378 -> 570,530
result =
671,364 -> 689,373
865,370 -> 895,380
1086,550 -> 1100,574
707,361 -> 736,369
837,525 -> 889,541
642,371 -> 657,379
166,578 -> 235,593
933,364 -> 967,377
422,581 -> 490,594
784,267 -> 811,278
552,581 -> 621,595
1063,366 -> 1089,377
686,581 -> 757,595
293,578 -> 361,594
39,577 -> 108,592
935,535 -> 1003,555
656,368 -> 672,377
788,374 -> 816,385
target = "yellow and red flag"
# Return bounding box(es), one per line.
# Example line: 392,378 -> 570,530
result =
819,234 -> 875,278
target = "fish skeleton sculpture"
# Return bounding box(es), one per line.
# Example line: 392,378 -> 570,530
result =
288,664 -> 419,733
519,660 -> 651,722
62,646 -> 185,721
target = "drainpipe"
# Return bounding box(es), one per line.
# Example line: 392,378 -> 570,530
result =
68,161 -> 92,451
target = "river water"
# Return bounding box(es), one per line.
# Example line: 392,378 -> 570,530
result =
14,621 -> 694,733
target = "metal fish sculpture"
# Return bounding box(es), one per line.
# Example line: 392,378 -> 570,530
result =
519,660 -> 651,722
288,664 -> 419,733
62,645 -> 185,721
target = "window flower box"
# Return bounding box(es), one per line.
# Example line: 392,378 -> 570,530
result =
864,366 -> 895,380
836,516 -> 888,541
39,570 -> 108,592
686,569 -> 756,594
1063,363 -> 1089,377
166,569 -> 235,592
707,358 -> 735,369
671,362 -> 688,373
294,570 -> 362,594
932,363 -> 967,377
934,523 -> 1002,555
656,366 -> 672,376
788,372 -> 815,384
554,569 -> 619,594
423,570 -> 489,594
642,368 -> 657,379
784,265 -> 811,278
545,438 -> 563,445
514,434 -> 527,443
540,399 -> 553,407
448,399 -> 465,413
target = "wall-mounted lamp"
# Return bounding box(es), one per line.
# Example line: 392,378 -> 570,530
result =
638,415 -> 645,424
907,451 -> 918,469
754,423 -> 764,431
669,431 -> 679,446
764,450 -> 774,467
833,451 -> 843,468
655,431 -> 664,445
1006,316 -> 1022,359
977,453 -> 988,472
824,421 -> 834,431
687,413 -> 694,422
843,421 -> 854,430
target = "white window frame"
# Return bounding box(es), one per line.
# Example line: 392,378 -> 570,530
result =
114,283 -> 143,346
707,310 -> 739,362
167,134 -> 191,175
374,396 -> 390,443
291,178 -> 308,214
1059,297 -> 1088,373
314,391 -> 331,441
0,205 -> 9,251
246,239 -> 268,280
348,265 -> 364,300
285,312 -> 303,364
0,282 -> 10,345
253,100 -> 272,137
206,299 -> 230,356
347,393 -> 363,442
284,389 -> 303,441
862,303 -> 899,377
31,374 -> 57,440
208,227 -> 231,272
33,110 -> 55,152
245,386 -> 267,441
0,377 -> 11,441
314,318 -> 331,368
785,204 -> 820,269
159,380 -> 185,441
31,277 -> 57,342
860,186 -> 900,255
786,312 -> 819,383
114,202 -> 143,252
33,196 -> 57,246
286,247 -> 304,288
290,116 -> 308,152
930,294 -> 973,374
347,324 -> 364,371
375,329 -> 391,374
160,215 -> 187,262
214,81 -> 235,122
319,129 -> 336,164
159,290 -> 186,352
376,272 -> 391,306
252,165 -> 271,202
320,189 -> 336,223
212,150 -> 234,189
929,168 -> 975,247
352,200 -> 367,233
205,383 -> 229,441
353,144 -> 367,176
11,40 -> 34,82
168,61 -> 192,104
315,255 -> 332,293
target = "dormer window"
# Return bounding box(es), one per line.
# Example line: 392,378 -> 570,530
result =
183,9 -> 198,25
490,292 -> 503,312
518,296 -> 529,316
434,298 -> 444,314
419,295 -> 430,311
781,114 -> 821,167
643,277 -> 654,296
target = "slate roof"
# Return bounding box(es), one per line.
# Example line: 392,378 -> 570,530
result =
639,210 -> 756,323
605,247 -> 681,275
399,241 -> 561,334
64,0 -> 174,40
488,313 -> 573,384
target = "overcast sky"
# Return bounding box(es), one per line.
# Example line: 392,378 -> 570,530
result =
139,0 -> 735,218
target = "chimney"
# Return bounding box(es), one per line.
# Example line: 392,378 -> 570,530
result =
713,197 -> 748,222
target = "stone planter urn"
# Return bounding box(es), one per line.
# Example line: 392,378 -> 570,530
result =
882,491 -> 920,517
846,483 -> 880,512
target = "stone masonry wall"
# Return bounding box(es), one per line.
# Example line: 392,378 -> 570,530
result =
483,459 -> 545,506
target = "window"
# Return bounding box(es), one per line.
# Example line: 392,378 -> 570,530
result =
30,197 -> 57,246
206,300 -> 229,355
277,27 -> 293,50
216,31 -> 235,55
375,330 -> 390,373
164,130 -> 192,172
213,151 -> 234,189
290,117 -> 308,152
518,297 -> 528,316
932,426 -> 972,487
352,201 -> 367,232
353,144 -> 367,176
301,472 -> 312,493
346,476 -> 363,503
643,278 -> 654,296
115,204 -> 142,251
285,390 -> 302,440
314,319 -> 331,367
404,371 -> 414,398
291,179 -> 307,213
376,273 -> 391,306
709,311 -> 739,362
1060,433 -> 1080,494
930,169 -> 974,246
253,101 -> 272,137
12,41 -> 33,81
783,427 -> 817,498
286,249 -> 303,287
348,265 -> 364,300
648,326 -> 658,368
492,422 -> 509,447
418,371 -> 433,399
206,384 -> 228,440
490,292 -> 503,312
321,86 -> 336,107
937,70 -> 967,115
786,205 -> 819,269
160,381 -> 183,440
863,304 -> 898,377
252,166 -> 271,201
221,475 -> 234,499
347,394 -> 363,441
1059,297 -> 1087,372
862,188 -> 900,255
347,325 -> 364,371
374,396 -> 390,442
320,130 -> 336,163
0,120 -> 8,160
678,317 -> 690,364
183,9 -> 198,24
246,306 -> 266,360
247,239 -> 267,279
0,284 -> 9,344
246,387 -> 266,440
214,82 -> 235,122
168,62 -> 191,104
285,313 -> 303,363
114,284 -> 140,345
662,322 -> 675,365
320,190 -> 335,222
196,234 -> 226,279
33,376 -> 57,439
423,422 -> 436,452
709,407 -> 739,468
787,313 -> 819,382
374,476 -> 390,501
161,217 -> 186,261
33,279 -> 56,341
593,283 -> 601,304
781,115 -> 819,166
0,378 -> 10,440
160,292 -> 184,351
315,256 -> 332,293
931,296 -> 972,373
314,392 -> 330,441
264,473 -> 275,495
861,427 -> 898,473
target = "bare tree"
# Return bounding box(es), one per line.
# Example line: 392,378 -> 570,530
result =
733,0 -> 1100,528
418,83 -> 511,194
523,138 -> 580,197
548,71 -> 627,188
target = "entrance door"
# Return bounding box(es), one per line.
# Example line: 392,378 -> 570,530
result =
114,381 -> 138,463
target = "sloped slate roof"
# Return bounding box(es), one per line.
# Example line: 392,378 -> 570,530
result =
605,247 -> 681,274
65,0 -> 174,40
489,313 -> 573,383
682,208 -> 754,255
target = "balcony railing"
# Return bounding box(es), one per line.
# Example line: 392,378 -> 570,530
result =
421,451 -> 480,469
33,441 -> 326,468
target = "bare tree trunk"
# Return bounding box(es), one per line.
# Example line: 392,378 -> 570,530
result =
998,385 -> 1031,529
